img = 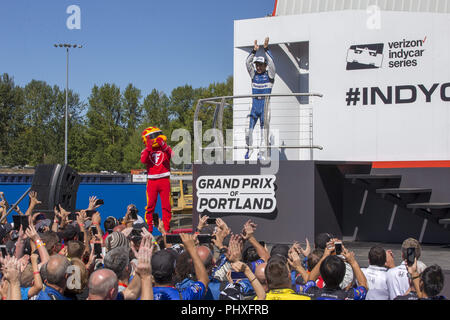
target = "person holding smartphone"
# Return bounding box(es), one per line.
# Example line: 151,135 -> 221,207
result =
386,238 -> 427,300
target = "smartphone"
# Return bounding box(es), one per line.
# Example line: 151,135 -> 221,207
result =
197,234 -> 214,244
78,232 -> 84,242
165,234 -> 183,244
131,229 -> 142,238
91,226 -> 98,236
0,245 -> 7,258
152,213 -> 159,226
406,247 -> 416,266
85,210 -> 97,218
130,208 -> 138,220
68,212 -> 78,221
12,215 -> 29,231
94,243 -> 102,259
95,199 -> 104,206
335,242 -> 343,255
206,218 -> 217,225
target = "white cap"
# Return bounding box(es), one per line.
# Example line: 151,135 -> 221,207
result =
253,56 -> 266,64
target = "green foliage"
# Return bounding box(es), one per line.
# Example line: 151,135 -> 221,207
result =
0,73 -> 233,173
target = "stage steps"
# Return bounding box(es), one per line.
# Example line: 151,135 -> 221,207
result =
376,188 -> 432,204
346,173 -> 450,233
345,174 -> 402,189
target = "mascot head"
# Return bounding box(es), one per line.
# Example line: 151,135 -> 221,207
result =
141,126 -> 167,148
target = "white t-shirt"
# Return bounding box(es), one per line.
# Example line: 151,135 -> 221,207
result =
386,260 -> 427,300
361,265 -> 389,300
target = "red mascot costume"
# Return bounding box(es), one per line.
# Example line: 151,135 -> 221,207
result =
140,127 -> 172,233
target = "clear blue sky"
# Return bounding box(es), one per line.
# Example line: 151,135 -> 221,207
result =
0,0 -> 274,103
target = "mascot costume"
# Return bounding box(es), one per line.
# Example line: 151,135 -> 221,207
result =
140,127 -> 172,233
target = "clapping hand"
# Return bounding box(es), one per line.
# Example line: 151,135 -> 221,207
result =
264,37 -> 270,49
254,40 -> 259,51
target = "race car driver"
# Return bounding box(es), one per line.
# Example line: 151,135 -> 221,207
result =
245,37 -> 276,160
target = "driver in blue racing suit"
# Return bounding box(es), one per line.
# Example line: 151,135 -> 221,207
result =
245,37 -> 276,160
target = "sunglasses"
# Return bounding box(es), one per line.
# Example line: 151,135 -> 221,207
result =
145,131 -> 163,140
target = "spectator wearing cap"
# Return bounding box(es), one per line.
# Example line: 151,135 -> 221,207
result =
303,240 -> 368,300
105,231 -> 129,253
386,238 -> 427,300
361,246 -> 394,300
152,233 -> 209,300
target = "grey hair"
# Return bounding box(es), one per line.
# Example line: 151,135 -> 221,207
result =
103,246 -> 130,279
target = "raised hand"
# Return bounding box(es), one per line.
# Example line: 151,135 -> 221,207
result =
293,239 -> 311,257
156,137 -> 168,151
288,246 -> 302,269
28,191 -> 42,207
197,215 -> 209,231
25,224 -> 40,242
77,210 -> 87,229
264,37 -> 270,49
136,235 -> 153,278
231,261 -> 248,273
227,234 -> 243,263
254,40 -> 259,51
87,196 -> 102,211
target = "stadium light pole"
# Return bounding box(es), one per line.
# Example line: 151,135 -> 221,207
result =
53,43 -> 83,165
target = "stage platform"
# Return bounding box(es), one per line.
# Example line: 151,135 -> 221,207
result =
193,160 -> 450,245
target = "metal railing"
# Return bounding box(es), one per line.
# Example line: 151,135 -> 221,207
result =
194,93 -> 323,161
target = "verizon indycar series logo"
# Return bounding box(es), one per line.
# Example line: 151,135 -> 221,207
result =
346,43 -> 384,70
346,38 -> 427,70
196,175 -> 277,219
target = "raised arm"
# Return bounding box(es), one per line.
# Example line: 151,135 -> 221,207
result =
246,40 -> 259,79
181,233 -> 209,289
342,245 -> 368,290
25,224 -> 50,266
135,235 -> 154,300
231,261 -> 266,300
27,253 -> 43,298
140,139 -> 153,164
24,191 -> 42,217
308,241 -> 333,282
263,37 -> 276,80
288,245 -> 309,283
156,137 -> 172,159
242,220 -> 270,262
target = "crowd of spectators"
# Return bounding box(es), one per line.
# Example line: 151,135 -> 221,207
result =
0,191 -> 446,300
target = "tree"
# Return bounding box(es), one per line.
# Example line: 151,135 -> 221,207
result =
85,84 -> 125,172
0,74 -> 25,166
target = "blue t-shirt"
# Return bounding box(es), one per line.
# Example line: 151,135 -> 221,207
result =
20,287 -> 30,300
154,281 -> 206,300
36,286 -> 71,300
